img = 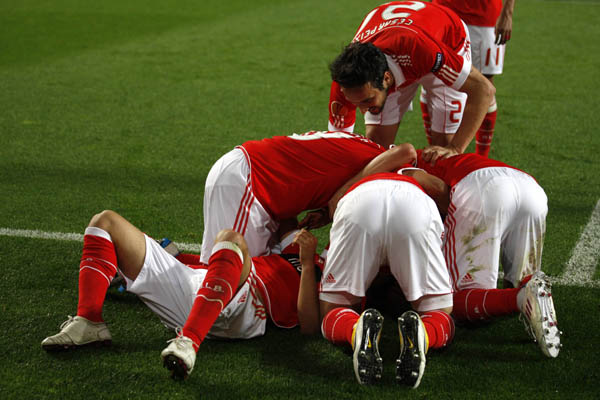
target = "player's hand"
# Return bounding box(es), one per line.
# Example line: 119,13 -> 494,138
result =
495,13 -> 513,45
293,229 -> 318,265
298,208 -> 330,230
421,144 -> 459,165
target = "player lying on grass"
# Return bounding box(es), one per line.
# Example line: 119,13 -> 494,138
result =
199,130 -> 416,265
315,167 -> 455,389
415,150 -> 561,357
41,210 -> 324,379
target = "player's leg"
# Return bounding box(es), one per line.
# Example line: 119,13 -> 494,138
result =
162,229 -> 252,379
475,77 -> 497,157
41,210 -> 147,351
445,171 -> 520,322
364,82 -> 418,149
499,172 -> 559,357
419,88 -> 433,145
320,302 -> 384,386
320,184 -> 386,385
386,183 -> 453,388
469,25 -> 504,157
421,76 -> 467,148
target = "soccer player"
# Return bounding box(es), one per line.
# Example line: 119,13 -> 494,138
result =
415,150 -> 562,358
41,210 -> 324,379
327,1 -> 495,162
433,0 -> 517,157
318,169 -> 455,388
200,130 -> 416,265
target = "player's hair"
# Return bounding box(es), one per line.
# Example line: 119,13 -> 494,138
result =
329,42 -> 389,90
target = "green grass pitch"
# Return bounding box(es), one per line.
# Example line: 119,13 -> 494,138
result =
0,0 -> 599,398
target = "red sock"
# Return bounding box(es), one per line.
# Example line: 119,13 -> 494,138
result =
77,228 -> 118,322
182,243 -> 244,350
420,310 -> 454,350
420,100 -> 433,145
452,288 -> 520,322
475,106 -> 497,157
321,307 -> 359,347
176,252 -> 204,266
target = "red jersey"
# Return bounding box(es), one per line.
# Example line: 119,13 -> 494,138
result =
345,171 -> 425,197
240,131 -> 384,219
433,0 -> 502,27
329,1 -> 470,130
253,252 -> 325,329
415,150 -> 525,187
181,252 -> 325,329
353,1 -> 468,88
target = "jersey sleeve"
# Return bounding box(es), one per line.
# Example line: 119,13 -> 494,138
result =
405,33 -> 468,89
328,80 -> 356,132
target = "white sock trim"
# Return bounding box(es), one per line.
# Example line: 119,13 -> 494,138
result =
84,227 -> 112,242
211,241 -> 244,264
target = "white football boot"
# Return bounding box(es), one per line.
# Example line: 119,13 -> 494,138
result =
41,315 -> 112,351
396,310 -> 427,389
518,271 -> 562,358
352,308 -> 384,385
161,330 -> 198,379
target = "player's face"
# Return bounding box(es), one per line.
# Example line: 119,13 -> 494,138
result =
341,72 -> 393,115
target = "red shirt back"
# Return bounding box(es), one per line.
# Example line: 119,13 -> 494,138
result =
415,150 -> 523,187
354,1 -> 468,88
241,131 -> 384,219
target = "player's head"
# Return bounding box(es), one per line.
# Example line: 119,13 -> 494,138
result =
329,42 -> 394,115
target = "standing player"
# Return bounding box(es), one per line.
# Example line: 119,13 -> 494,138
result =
433,0 -> 517,157
415,151 -> 561,358
41,209 -> 325,379
318,169 -> 455,388
200,131 -> 416,264
327,1 -> 495,162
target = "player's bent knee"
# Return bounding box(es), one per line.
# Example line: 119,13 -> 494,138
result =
215,229 -> 246,248
88,210 -> 120,230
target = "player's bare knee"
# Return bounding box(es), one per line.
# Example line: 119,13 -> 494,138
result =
214,229 -> 249,258
88,210 -> 119,231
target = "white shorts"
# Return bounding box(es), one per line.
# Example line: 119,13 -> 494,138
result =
201,147 -> 279,264
124,235 -> 267,339
444,168 -> 547,289
367,24 -> 471,135
320,180 -> 452,306
467,25 -> 505,75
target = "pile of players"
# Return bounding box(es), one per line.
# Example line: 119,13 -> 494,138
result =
41,1 -> 561,390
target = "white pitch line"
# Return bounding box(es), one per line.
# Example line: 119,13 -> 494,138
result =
550,199 -> 600,288
0,227 -> 202,253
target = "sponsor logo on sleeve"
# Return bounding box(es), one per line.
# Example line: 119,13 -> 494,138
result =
432,52 -> 444,73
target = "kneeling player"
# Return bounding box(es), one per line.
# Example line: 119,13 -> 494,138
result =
416,151 -> 561,358
41,210 -> 323,379
318,170 -> 454,389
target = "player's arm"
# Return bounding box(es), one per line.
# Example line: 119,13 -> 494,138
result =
401,169 -> 450,215
328,81 -> 357,133
328,142 -> 417,218
496,0 -> 516,45
295,229 -> 321,335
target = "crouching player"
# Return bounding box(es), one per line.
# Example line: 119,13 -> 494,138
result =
318,169 -> 455,389
41,210 -> 323,379
415,151 -> 561,357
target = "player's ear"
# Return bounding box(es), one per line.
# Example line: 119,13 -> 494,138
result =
383,70 -> 394,89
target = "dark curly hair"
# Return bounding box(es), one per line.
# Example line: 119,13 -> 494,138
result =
329,42 -> 389,90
